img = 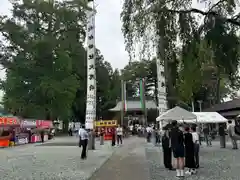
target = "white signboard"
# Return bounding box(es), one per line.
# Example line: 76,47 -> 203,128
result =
156,47 -> 167,130
85,7 -> 96,130
21,120 -> 36,127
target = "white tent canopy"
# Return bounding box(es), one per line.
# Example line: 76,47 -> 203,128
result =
156,106 -> 197,122
163,112 -> 228,124
193,112 -> 228,123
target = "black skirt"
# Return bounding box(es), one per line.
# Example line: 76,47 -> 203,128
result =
185,145 -> 196,168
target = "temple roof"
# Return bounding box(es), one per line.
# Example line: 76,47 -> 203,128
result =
109,100 -> 157,111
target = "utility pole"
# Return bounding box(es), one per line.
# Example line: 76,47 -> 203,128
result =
85,0 -> 96,150
191,100 -> 195,112
197,100 -> 203,112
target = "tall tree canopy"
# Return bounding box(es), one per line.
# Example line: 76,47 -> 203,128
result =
121,0 -> 240,109
0,0 -> 120,122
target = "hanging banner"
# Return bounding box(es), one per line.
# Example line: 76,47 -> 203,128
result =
156,46 -> 167,130
36,120 -> 53,129
21,120 -> 36,128
0,117 -> 19,126
85,3 -> 96,130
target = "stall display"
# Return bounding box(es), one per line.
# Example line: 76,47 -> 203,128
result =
36,120 -> 53,129
95,120 -> 117,140
16,120 -> 36,144
15,133 -> 29,145
35,120 -> 53,142
0,117 -> 20,147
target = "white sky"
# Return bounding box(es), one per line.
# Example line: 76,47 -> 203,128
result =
0,0 -> 129,70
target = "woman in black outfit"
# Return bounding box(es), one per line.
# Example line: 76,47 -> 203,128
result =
162,126 -> 174,170
184,127 -> 196,175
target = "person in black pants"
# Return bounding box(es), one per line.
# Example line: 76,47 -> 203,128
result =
191,126 -> 200,169
40,130 -> 44,143
184,127 -> 196,175
219,124 -> 226,148
79,125 -> 89,160
162,126 -> 174,170
81,138 -> 88,159
111,128 -> 116,146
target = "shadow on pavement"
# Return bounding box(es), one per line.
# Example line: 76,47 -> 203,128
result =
36,142 -> 78,146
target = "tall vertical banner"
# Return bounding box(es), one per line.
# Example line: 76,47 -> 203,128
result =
156,37 -> 167,130
121,80 -> 127,126
85,1 -> 96,130
123,81 -> 127,112
139,79 -> 147,124
139,79 -> 146,110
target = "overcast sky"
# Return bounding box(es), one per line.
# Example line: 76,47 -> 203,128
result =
0,0 -> 129,71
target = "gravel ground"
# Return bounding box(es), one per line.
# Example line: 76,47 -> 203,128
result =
1,136 -> 239,180
145,141 -> 240,180
0,136 -> 114,180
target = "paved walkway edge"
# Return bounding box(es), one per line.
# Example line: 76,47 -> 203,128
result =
85,149 -> 115,180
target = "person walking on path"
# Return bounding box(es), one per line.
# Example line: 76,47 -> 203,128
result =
228,120 -> 238,149
203,125 -> 211,146
170,120 -> 185,178
146,125 -> 152,143
191,126 -> 200,169
116,124 -> 123,145
196,125 -> 201,145
79,125 -> 89,159
155,128 -> 161,145
100,128 -> 104,145
219,124 -> 226,148
184,126 -> 196,175
111,127 -> 116,146
162,126 -> 174,170
40,130 -> 45,143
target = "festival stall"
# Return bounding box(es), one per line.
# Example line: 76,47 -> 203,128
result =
0,117 -> 20,147
17,119 -> 37,145
193,112 -> 228,123
156,106 -> 197,129
34,120 -> 53,142
95,120 -> 117,140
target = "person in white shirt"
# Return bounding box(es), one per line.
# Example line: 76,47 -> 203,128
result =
146,125 -> 152,142
116,124 -> 123,145
191,126 -> 200,168
78,125 -> 89,159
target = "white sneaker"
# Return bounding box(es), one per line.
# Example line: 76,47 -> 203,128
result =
180,170 -> 185,177
191,169 -> 197,174
185,170 -> 191,175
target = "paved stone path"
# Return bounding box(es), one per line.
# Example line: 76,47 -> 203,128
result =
89,137 -> 150,180
0,136 -> 114,180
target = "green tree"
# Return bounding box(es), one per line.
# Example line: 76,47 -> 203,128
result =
121,0 -> 240,109
121,59 -> 159,103
0,0 -> 87,120
95,49 -> 121,119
